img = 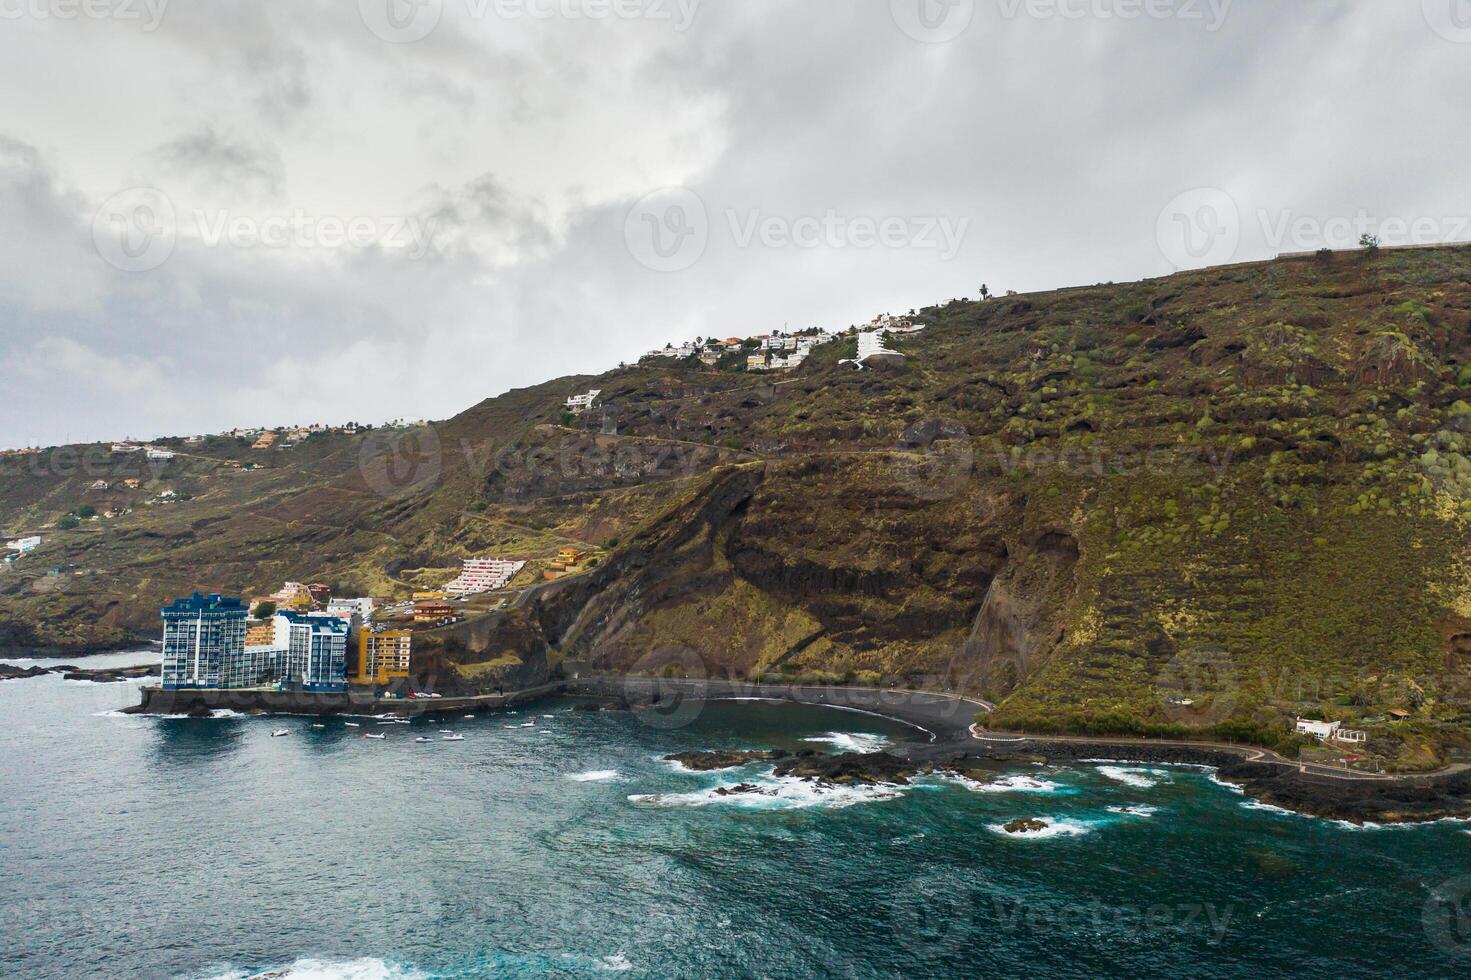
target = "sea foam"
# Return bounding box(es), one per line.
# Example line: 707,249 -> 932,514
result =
199,957 -> 430,980
800,731 -> 891,753
1095,766 -> 1169,789
568,770 -> 621,782
628,775 -> 905,811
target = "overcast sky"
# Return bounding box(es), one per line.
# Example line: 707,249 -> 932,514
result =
1,1 -> 1468,449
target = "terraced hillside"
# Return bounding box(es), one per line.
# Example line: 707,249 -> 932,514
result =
6,245 -> 1471,767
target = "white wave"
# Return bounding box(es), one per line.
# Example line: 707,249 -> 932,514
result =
1241,799 -> 1298,816
595,954 -> 633,972
199,956 -> 430,980
628,775 -> 905,811
94,708 -> 246,720
1095,766 -> 1168,789
568,770 -> 620,782
1207,772 -> 1246,795
985,817 -> 1096,839
959,773 -> 1061,794
801,731 -> 891,753
1106,804 -> 1159,818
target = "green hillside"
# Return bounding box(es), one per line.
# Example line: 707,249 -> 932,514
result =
6,244 -> 1471,768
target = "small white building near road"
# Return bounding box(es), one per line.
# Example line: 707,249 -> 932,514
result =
1295,718 -> 1368,743
146,447 -> 176,461
6,536 -> 41,554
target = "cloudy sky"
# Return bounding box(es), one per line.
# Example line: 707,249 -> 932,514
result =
1,0 -> 1468,449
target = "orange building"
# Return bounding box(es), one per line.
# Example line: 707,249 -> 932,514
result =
354,630 -> 412,685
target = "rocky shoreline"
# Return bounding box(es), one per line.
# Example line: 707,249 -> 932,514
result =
664,739 -> 1471,827
925,740 -> 1471,827
0,662 -> 160,684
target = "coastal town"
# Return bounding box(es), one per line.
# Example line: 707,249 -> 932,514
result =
1,306 -> 926,717
156,551 -> 564,698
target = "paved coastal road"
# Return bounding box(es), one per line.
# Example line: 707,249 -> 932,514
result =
569,675 -> 992,741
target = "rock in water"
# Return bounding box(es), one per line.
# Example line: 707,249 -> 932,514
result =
1003,818 -> 1049,834
665,749 -> 790,771
771,751 -> 926,786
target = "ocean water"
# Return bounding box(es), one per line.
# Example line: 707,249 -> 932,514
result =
3,653 -> 1471,978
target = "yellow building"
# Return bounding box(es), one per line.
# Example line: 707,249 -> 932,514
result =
244,620 -> 277,648
413,591 -> 449,602
556,547 -> 588,567
354,630 -> 412,686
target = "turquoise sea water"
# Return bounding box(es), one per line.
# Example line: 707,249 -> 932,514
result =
3,652 -> 1471,979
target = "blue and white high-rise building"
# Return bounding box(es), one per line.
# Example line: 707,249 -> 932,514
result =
160,594 -> 248,690
281,613 -> 349,693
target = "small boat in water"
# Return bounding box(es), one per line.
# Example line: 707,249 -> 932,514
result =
271,729 -> 288,737
464,714 -> 475,719
442,734 -> 466,741
415,736 -> 432,743
311,724 -> 325,729
345,722 -> 360,728
364,733 -> 386,740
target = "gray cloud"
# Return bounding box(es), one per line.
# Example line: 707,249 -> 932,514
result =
0,1 -> 1467,449
149,128 -> 286,199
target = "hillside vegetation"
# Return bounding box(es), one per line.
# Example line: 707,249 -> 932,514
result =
6,245 -> 1471,768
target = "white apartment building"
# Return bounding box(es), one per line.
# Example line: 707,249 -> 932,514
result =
444,558 -> 527,596
565,390 -> 602,413
855,331 -> 905,367
145,448 -> 176,461
327,597 -> 375,622
6,536 -> 41,553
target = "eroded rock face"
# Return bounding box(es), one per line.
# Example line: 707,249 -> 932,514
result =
957,527 -> 1078,699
